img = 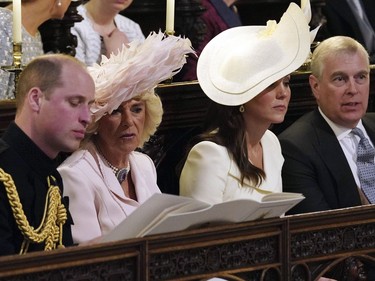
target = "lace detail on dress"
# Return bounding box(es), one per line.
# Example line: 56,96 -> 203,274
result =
0,8 -> 43,99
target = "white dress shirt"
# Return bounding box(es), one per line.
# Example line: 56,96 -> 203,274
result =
319,108 -> 375,189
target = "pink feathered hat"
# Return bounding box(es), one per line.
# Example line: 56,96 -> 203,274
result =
88,31 -> 195,122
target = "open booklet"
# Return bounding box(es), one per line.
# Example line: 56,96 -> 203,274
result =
101,192 -> 304,243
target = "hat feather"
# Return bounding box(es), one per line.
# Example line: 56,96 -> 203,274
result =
89,31 -> 195,121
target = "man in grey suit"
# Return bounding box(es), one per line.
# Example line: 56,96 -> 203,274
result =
279,36 -> 375,214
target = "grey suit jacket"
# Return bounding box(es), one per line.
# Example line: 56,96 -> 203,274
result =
279,109 -> 375,214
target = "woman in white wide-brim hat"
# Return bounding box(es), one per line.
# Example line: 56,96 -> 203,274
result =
179,0 -> 319,204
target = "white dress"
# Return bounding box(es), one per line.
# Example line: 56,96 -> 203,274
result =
179,130 -> 284,204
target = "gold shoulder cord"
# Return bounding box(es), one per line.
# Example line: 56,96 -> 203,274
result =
0,168 -> 67,254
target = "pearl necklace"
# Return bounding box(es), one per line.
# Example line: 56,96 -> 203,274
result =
104,158 -> 130,184
97,145 -> 130,184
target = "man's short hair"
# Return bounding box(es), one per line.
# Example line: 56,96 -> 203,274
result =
16,54 -> 86,111
311,36 -> 370,79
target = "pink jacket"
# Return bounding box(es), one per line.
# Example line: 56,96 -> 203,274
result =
58,141 -> 161,244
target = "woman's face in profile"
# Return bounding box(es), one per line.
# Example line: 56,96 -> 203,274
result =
242,75 -> 291,125
97,98 -> 146,155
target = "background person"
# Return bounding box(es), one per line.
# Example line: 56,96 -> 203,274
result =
58,31 -> 194,244
0,54 -> 95,256
0,0 -> 72,99
72,0 -> 145,66
176,0 -> 242,81
322,0 -> 375,63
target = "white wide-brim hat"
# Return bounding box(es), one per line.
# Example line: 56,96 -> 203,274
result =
197,2 -> 312,106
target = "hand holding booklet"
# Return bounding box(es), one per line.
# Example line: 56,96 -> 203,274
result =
101,192 -> 304,243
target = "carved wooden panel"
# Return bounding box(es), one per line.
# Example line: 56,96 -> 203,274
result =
39,0 -> 83,56
289,206 -> 375,280
0,258 -> 137,281
148,237 -> 281,280
1,206 -> 375,280
0,241 -> 143,281
145,218 -> 286,280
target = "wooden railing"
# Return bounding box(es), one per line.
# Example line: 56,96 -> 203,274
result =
0,204 -> 375,280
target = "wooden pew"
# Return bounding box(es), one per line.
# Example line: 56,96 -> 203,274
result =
0,205 -> 375,280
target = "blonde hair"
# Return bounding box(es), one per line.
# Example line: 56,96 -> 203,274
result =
140,90 -> 163,147
311,36 -> 370,79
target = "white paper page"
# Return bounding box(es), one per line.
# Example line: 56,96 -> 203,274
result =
261,192 -> 304,202
101,193 -> 209,242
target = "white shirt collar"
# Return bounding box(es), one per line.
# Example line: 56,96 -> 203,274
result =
318,107 -> 365,141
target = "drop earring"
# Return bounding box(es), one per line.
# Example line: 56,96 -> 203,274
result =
57,0 -> 62,6
239,105 -> 245,112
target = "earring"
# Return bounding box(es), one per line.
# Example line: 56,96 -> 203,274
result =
239,105 -> 245,113
57,0 -> 62,6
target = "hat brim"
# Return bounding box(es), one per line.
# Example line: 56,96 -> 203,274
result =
197,2 -> 311,106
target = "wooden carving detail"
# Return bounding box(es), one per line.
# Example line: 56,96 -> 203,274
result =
0,258 -> 137,281
149,237 -> 281,280
290,263 -> 311,281
291,223 -> 375,280
39,0 -> 83,56
291,223 -> 375,259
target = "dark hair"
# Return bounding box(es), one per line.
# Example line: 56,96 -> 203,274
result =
182,101 -> 265,186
